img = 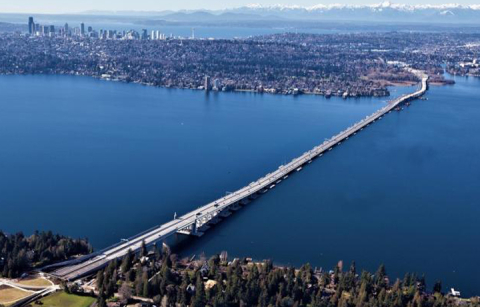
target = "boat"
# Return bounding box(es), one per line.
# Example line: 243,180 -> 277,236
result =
276,180 -> 282,184
308,160 -> 312,164
328,148 -> 333,151
296,167 -> 302,172
269,184 -> 276,189
283,175 -> 288,180
319,154 -> 323,157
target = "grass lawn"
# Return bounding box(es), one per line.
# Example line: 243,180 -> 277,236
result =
0,285 -> 32,306
39,292 -> 95,307
17,277 -> 52,287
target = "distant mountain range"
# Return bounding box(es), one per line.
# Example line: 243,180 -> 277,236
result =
81,2 -> 480,24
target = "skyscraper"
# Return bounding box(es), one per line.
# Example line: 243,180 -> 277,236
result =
213,79 -> 221,90
80,23 -> 85,36
28,17 -> 34,35
41,25 -> 48,36
204,76 -> 211,91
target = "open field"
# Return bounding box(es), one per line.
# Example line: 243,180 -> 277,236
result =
38,292 -> 95,307
16,276 -> 52,288
0,285 -> 32,306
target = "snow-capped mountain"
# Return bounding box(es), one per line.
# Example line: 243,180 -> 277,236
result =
81,2 -> 480,25
241,2 -> 480,11
219,2 -> 480,23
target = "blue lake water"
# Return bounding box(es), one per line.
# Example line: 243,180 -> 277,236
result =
0,74 -> 479,296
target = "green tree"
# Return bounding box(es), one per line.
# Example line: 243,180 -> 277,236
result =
141,240 -> 148,257
97,297 -> 107,307
121,249 -> 133,273
96,270 -> 104,290
374,264 -> 387,288
433,281 -> 442,294
143,274 -> 151,297
192,275 -> 206,307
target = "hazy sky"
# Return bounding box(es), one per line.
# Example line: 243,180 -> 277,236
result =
1,0 -> 479,13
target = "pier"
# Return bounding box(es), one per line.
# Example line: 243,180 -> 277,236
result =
49,70 -> 429,281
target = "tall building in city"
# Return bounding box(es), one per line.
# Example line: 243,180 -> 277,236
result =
41,25 -> 49,36
204,75 -> 211,91
213,79 -> 221,90
80,23 -> 85,36
28,17 -> 35,35
64,23 -> 69,36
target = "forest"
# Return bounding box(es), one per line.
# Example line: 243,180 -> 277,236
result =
88,242 -> 479,307
0,230 -> 92,278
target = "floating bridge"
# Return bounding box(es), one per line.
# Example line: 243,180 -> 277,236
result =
49,70 -> 429,281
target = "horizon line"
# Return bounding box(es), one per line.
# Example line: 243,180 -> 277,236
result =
1,2 -> 480,16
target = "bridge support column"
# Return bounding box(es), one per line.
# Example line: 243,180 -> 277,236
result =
191,221 -> 197,235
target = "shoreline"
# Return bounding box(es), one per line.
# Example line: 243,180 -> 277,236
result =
0,71 -> 427,99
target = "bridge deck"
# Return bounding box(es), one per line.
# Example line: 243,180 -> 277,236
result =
51,70 -> 428,281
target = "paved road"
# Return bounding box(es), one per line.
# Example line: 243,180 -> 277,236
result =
0,276 -> 59,307
50,70 -> 428,281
